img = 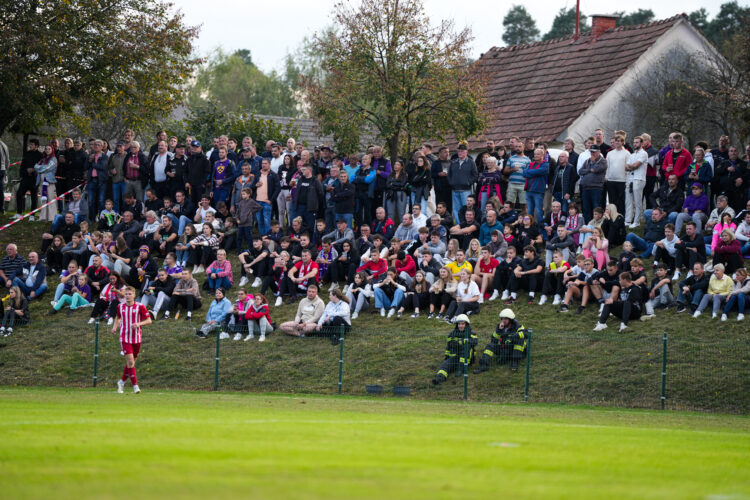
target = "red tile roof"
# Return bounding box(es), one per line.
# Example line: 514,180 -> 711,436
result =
465,14 -> 688,148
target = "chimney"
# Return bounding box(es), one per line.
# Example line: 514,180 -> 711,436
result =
591,14 -> 617,39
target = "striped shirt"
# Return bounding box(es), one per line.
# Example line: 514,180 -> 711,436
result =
117,302 -> 148,344
507,154 -> 530,185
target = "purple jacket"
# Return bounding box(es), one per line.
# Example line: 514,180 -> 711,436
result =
682,193 -> 709,215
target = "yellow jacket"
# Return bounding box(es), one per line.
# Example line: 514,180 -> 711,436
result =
708,274 -> 733,296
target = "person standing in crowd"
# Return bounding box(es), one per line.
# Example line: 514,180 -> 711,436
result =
14,139 -> 43,219
252,158 -> 280,237
431,146 -> 453,212
624,135 -> 648,228
605,135 -> 629,215
661,133 -> 692,190
34,144 -> 58,222
123,141 -> 147,202
578,144 -> 608,223
148,140 -> 172,199
185,141 -> 211,206
371,146 -> 392,219
522,148 -> 548,224
292,164 -> 324,233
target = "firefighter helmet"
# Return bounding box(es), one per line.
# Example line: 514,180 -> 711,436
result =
498,308 -> 516,320
454,314 -> 471,324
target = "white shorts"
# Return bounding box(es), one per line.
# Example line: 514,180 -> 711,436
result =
506,183 -> 526,204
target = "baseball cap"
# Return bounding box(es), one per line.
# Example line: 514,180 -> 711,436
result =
589,144 -> 600,152
190,140 -> 201,148
457,144 -> 468,151
242,146 -> 252,152
691,182 -> 703,189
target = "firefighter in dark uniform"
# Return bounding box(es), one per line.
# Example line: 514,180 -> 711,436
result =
474,308 -> 527,373
431,314 -> 478,385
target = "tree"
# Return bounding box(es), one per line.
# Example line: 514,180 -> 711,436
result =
542,8 -> 589,41
502,5 -> 540,46
301,0 -> 486,159
0,0 -> 200,137
705,1 -> 750,49
188,50 -> 299,117
688,8 -> 711,33
618,9 -> 655,26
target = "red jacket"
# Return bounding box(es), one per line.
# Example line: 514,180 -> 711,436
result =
245,303 -> 271,322
395,255 -> 416,277
661,149 -> 692,179
356,259 -> 387,280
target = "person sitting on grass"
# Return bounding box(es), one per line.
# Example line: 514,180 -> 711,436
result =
280,248 -> 319,304
163,269 -> 202,321
675,262 -> 710,314
44,235 -> 65,276
266,253 -> 291,306
672,221 -> 706,281
544,224 -> 575,266
229,288 -> 253,340
442,269 -> 480,323
345,271 -> 373,320
474,308 -> 528,374
139,268 -> 175,320
51,260 -> 81,308
356,250 -> 388,283
722,268 -> 749,322
588,260 -> 621,314
652,223 -> 679,273
489,245 -> 521,302
188,223 -> 220,275
581,226 -> 609,270
712,229 -> 744,276
205,249 -> 233,293
11,252 -> 48,301
538,249 -> 570,306
472,246 -> 499,304
50,274 -> 91,315
642,263 -> 675,320
593,271 -> 642,332
558,257 -> 596,314
279,284 -> 325,337
505,245 -> 544,305
428,266 -> 457,319
244,293 -> 272,342
693,263 -> 734,319
373,266 -> 407,318
401,270 -> 430,318
431,314 -> 478,386
316,289 -> 351,345
60,232 -> 88,269
88,272 -> 126,325
0,286 -> 30,337
196,288 -> 233,339
239,238 -> 271,288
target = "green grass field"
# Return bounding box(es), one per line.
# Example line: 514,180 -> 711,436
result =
1,388 -> 749,499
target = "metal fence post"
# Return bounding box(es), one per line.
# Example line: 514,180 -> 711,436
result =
524,329 -> 532,402
93,320 -> 99,387
214,330 -> 221,391
661,333 -> 667,410
338,326 -> 344,395
463,328 -> 469,400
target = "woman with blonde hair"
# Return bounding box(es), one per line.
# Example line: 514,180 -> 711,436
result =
722,268 -> 749,321
0,286 -> 30,336
602,203 -> 625,246
428,266 -> 457,319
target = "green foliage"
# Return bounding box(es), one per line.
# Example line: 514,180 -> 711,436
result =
704,1 -> 750,48
188,50 -> 299,117
688,8 -> 711,32
542,7 -> 589,41
0,0 -> 200,137
617,9 -> 655,26
302,0 -> 486,160
502,5 -> 540,46
164,100 -> 301,150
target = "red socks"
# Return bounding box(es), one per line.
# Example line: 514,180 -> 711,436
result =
121,366 -> 129,382
129,366 -> 137,386
122,366 -> 138,385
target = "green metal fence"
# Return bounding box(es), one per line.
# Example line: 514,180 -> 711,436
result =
1,321 -> 748,413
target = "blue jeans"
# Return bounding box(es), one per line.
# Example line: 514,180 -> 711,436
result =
625,232 -> 654,258
723,294 -> 746,314
581,189 -> 602,223
410,194 -> 428,214
374,287 -> 404,310
51,213 -> 83,233
552,192 -> 570,213
255,201 -> 272,236
526,191 -> 544,223
677,288 -> 704,310
13,279 -> 48,299
112,181 -> 126,213
741,243 -> 750,256
176,249 -> 189,264
642,210 -> 678,224
177,215 -> 192,235
213,188 -> 230,204
294,203 -> 316,234
87,178 -> 106,217
335,213 -> 354,230
237,226 -> 253,252
452,190 -> 470,223
207,275 -> 232,290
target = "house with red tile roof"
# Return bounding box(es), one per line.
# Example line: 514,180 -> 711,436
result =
464,14 -> 722,153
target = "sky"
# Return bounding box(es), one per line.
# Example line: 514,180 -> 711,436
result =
173,0 -> 746,74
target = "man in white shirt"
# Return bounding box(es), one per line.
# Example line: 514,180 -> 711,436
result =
149,140 -> 172,198
625,135 -> 649,228
605,134 -> 630,215
269,142 -> 286,174
411,204 -> 428,229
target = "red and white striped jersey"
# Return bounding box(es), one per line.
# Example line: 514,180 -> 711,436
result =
116,302 -> 149,344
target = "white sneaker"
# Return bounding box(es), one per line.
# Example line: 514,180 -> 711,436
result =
195,265 -> 205,274
50,300 -> 57,307
117,380 -> 125,393
380,308 -> 386,317
107,317 -> 113,326
342,284 -> 350,294
259,334 -> 266,342
599,303 -> 605,314
351,312 -> 358,320
693,311 -> 701,318
619,322 -> 628,332
538,295 -> 547,305
238,276 -> 249,287
738,314 -> 745,321
191,265 -> 199,274
88,317 -> 95,324
552,294 -> 561,306
0,327 -> 4,335
233,333 -> 243,341
329,282 -> 339,291
28,216 -> 35,221
244,333 -> 254,341
252,277 -> 262,288
721,314 -> 728,322
387,308 -> 395,318
500,290 -> 510,301
5,328 -> 11,336
489,290 -> 499,301
219,332 -> 230,340
711,312 -> 718,319
275,296 -> 283,307
477,296 -> 484,304
133,385 -> 140,394
640,314 -> 655,321
672,271 -> 681,281
593,322 -> 608,332
11,213 -> 21,220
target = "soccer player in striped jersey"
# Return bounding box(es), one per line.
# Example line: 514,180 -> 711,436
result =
112,286 -> 152,393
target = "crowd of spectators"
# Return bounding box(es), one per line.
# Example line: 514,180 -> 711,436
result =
1,129 -> 748,338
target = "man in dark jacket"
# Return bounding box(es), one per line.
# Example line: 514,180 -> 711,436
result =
549,151 -> 578,213
11,252 -> 48,300
647,174 -> 683,223
474,308 -> 527,373
447,144 -> 478,223
675,262 -> 710,313
85,139 -> 110,220
593,271 -> 642,332
332,169 -> 356,229
673,221 -> 706,280
431,146 -> 453,211
291,164 -> 324,233
625,207 -> 668,259
713,146 -> 748,211
170,190 -> 196,235
165,144 -> 187,199
185,141 -> 211,206
14,139 -> 43,217
578,144 -> 608,222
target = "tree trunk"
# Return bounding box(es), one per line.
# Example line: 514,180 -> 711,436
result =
386,135 -> 400,165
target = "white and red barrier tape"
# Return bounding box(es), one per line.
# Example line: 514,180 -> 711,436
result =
0,181 -> 87,233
